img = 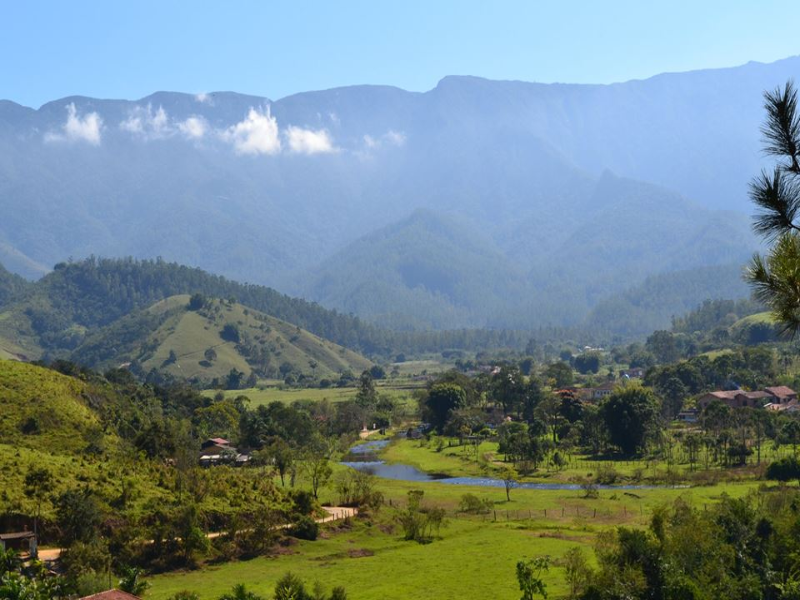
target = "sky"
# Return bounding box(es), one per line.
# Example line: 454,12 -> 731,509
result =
4,0 -> 800,108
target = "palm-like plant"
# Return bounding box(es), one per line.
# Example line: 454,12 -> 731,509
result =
745,80 -> 800,335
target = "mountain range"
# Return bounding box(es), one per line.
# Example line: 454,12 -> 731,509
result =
2,56 -> 795,331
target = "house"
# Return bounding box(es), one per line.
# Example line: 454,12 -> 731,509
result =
581,381 -> 617,402
201,437 -> 230,450
79,591 -> 142,600
199,438 -> 250,466
697,390 -> 771,410
764,386 -> 798,404
620,367 -> 646,379
0,531 -> 36,555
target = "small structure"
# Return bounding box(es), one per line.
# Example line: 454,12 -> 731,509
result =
0,531 -> 36,556
581,381 -> 617,402
620,367 -> 645,379
79,591 -> 142,600
199,438 -> 250,466
677,409 -> 699,423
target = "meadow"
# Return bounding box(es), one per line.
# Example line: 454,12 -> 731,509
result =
147,466 -> 760,600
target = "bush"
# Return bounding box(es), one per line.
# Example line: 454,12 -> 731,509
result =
290,515 -> 319,541
458,493 -> 492,514
766,457 -> 800,483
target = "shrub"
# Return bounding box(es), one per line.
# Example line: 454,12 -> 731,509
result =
458,493 -> 492,514
766,457 -> 800,483
290,515 -> 319,541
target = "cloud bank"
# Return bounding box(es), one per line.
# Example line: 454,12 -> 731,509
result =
44,103 -> 103,145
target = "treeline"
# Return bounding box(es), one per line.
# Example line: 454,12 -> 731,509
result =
2,257 -> 607,364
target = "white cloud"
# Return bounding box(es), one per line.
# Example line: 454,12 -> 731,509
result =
44,103 -> 103,145
361,130 -> 406,152
120,104 -> 171,139
195,92 -> 211,104
384,130 -> 406,146
178,116 -> 208,139
285,126 -> 336,155
220,107 -> 281,155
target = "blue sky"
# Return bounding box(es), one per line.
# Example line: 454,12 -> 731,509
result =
5,0 -> 800,107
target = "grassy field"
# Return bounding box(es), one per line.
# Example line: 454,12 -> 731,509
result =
147,465 -> 760,600
147,435 -> 763,599
207,381 -> 421,411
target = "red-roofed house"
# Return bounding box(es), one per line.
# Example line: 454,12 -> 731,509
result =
698,390 -> 771,410
765,386 -> 797,404
79,591 -> 142,600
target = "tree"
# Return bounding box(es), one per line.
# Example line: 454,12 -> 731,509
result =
516,556 -> 550,600
766,456 -> 800,485
745,81 -> 800,334
355,370 -> 378,408
23,467 -> 52,550
56,488 -> 102,546
424,383 -> 466,432
545,362 -> 573,388
301,440 -> 333,499
221,323 -> 241,343
599,384 -> 660,455
188,293 -> 207,311
502,466 -> 518,502
491,365 -> 527,415
118,566 -> 150,596
266,438 -> 295,487
574,352 -> 601,375
646,330 -> 680,364
218,583 -> 265,600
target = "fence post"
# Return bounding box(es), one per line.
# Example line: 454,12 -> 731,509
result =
494,510 -> 497,522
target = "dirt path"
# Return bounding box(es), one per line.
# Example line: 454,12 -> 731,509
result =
359,428 -> 380,439
35,506 -> 358,562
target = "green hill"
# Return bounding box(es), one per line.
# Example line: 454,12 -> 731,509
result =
0,359 -> 116,453
72,295 -> 372,384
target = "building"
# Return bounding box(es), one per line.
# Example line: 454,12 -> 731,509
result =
199,438 -> 250,466
0,531 -> 36,555
620,367 -> 646,379
79,591 -> 142,600
698,389 -> 777,410
765,386 -> 798,404
581,381 -> 617,402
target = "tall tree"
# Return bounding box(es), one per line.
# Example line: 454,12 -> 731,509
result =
746,81 -> 800,334
599,384 -> 660,455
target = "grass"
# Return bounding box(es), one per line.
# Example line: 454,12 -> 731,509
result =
207,381 -> 420,411
147,466 -> 761,600
140,296 -> 372,381
0,359 -> 113,453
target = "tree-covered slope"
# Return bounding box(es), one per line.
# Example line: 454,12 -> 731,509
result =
72,295 -> 372,383
302,209 -> 531,329
584,264 -> 752,338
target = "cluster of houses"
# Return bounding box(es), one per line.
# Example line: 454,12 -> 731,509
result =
697,386 -> 798,412
199,437 -> 250,466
